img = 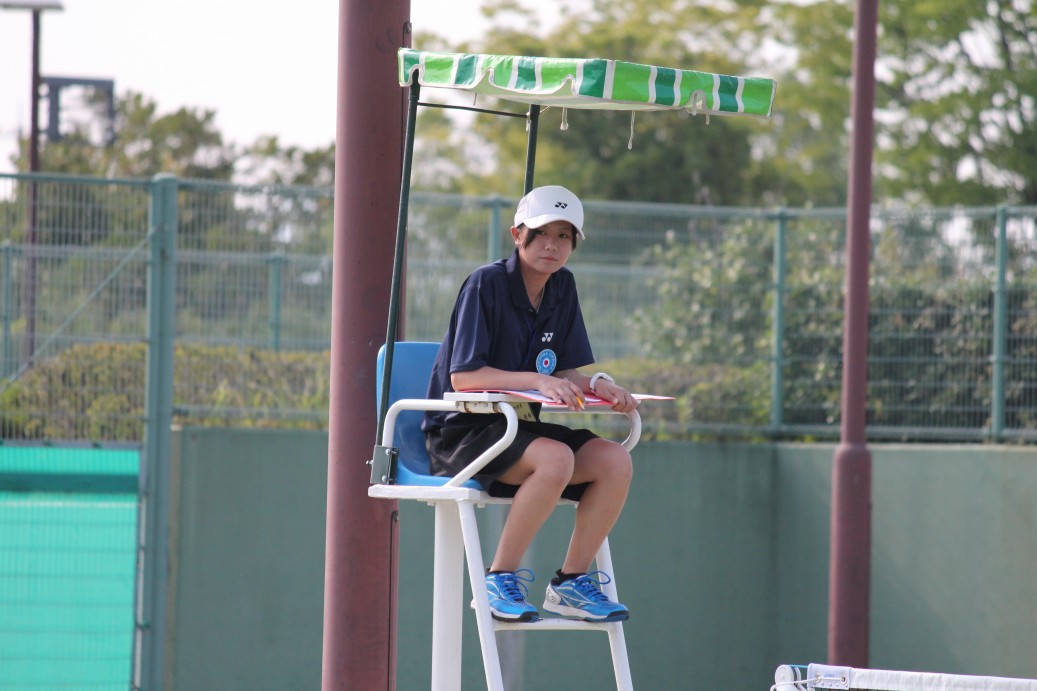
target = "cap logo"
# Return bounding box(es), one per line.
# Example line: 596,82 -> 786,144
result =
554,202 -> 568,209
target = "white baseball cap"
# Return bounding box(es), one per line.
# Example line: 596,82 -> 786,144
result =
513,185 -> 585,239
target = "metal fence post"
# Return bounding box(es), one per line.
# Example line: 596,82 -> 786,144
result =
770,209 -> 788,433
991,205 -> 1008,441
134,173 -> 178,691
1,241 -> 13,378
487,194 -> 502,262
269,250 -> 285,352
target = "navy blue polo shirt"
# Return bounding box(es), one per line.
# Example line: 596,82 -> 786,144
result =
423,250 -> 594,433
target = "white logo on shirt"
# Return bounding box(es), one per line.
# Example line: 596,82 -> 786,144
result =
542,332 -> 554,342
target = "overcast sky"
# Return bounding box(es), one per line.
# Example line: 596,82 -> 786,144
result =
0,0 -> 491,174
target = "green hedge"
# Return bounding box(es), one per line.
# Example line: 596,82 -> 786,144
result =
1,342 -> 331,442
0,342 -> 723,444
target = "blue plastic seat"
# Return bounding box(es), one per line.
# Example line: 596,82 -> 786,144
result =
376,342 -> 483,489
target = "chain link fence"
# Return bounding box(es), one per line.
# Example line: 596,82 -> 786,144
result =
1,172 -> 1036,443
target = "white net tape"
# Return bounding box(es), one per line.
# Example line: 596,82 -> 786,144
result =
773,665 -> 1037,691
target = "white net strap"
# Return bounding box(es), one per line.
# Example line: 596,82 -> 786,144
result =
774,664 -> 1037,691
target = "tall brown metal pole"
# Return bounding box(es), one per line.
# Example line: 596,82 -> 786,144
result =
828,0 -> 878,668
322,1 -> 409,689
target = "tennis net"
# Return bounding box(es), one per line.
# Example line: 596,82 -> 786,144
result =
773,664 -> 1037,691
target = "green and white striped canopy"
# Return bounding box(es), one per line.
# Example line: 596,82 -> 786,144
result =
398,48 -> 776,118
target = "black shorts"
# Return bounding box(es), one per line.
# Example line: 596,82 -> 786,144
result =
426,417 -> 598,500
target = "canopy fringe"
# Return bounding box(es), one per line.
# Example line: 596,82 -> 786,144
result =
689,90 -> 711,125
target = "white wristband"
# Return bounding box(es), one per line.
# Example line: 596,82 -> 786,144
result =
589,372 -> 614,393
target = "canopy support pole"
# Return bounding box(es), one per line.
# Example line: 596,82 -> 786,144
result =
523,105 -> 541,193
377,77 -> 421,443
377,92 -> 539,459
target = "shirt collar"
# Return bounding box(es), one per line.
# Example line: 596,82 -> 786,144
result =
505,251 -> 530,309
505,249 -> 556,311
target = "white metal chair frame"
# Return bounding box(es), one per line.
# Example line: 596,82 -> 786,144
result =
369,391 -> 640,691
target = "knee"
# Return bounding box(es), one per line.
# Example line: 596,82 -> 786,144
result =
539,444 -> 576,487
601,444 -> 633,486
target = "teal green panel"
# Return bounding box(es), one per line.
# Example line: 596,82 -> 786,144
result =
578,59 -> 607,98
869,445 -> 1037,678
0,445 -> 139,492
717,74 -> 741,112
654,66 -> 677,106
0,445 -> 138,475
167,428 -> 328,691
0,491 -> 137,689
515,55 -> 540,91
455,53 -> 479,85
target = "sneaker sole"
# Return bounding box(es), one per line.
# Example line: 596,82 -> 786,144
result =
490,609 -> 539,623
542,602 -> 629,623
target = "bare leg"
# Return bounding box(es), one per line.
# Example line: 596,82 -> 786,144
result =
488,438 -> 574,572
560,438 -> 633,574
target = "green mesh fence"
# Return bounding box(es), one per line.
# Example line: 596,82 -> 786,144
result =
2,173 -> 1037,441
0,445 -> 138,691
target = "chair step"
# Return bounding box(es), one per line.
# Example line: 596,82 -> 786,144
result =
493,617 -> 618,632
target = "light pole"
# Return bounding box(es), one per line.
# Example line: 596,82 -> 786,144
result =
0,0 -> 63,365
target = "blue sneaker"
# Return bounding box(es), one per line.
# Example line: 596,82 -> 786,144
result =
485,569 -> 539,622
543,571 -> 629,622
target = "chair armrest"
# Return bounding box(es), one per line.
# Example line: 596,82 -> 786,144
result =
622,410 -> 641,452
443,391 -> 642,452
380,393 -> 640,489
380,397 -> 519,487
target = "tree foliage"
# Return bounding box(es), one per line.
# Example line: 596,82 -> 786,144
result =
735,0 -> 1037,206
238,135 -> 335,187
9,90 -> 336,187
421,0 -> 783,205
11,1 -> 1034,207
409,0 -> 1037,208
875,0 -> 1037,205
16,91 -> 237,180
